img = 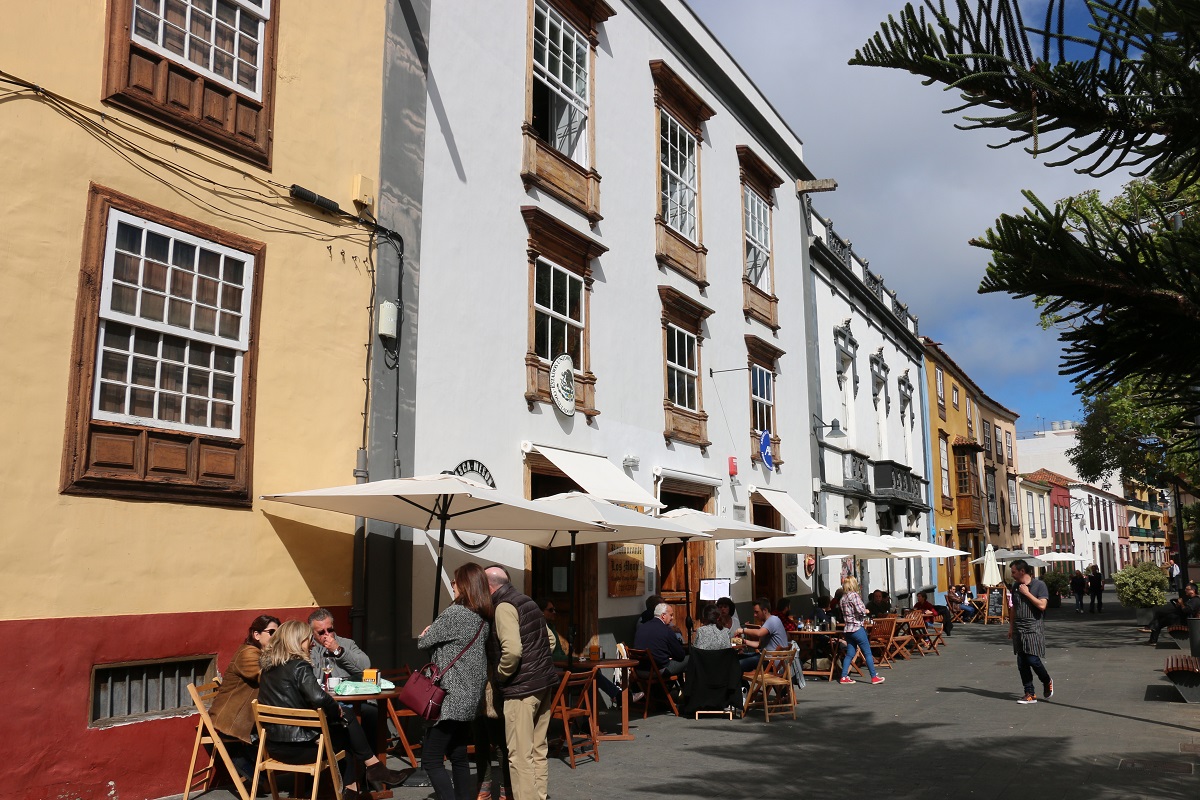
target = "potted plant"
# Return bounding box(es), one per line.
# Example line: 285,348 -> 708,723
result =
1042,570 -> 1069,608
1112,561 -> 1168,625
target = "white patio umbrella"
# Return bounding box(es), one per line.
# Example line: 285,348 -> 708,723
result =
262,474 -> 611,617
738,531 -> 898,558
526,492 -> 710,654
887,539 -> 970,558
1037,552 -> 1085,563
977,543 -> 1004,586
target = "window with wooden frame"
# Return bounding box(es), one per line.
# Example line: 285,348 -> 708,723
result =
651,60 -> 713,287
522,206 -> 605,418
659,286 -> 713,449
103,0 -> 278,168
1005,430 -> 1014,463
521,0 -> 613,223
965,395 -> 974,435
746,335 -> 785,468
995,426 -> 1004,462
982,420 -> 992,456
736,146 -> 782,328
939,434 -> 951,501
62,185 -> 263,506
1009,476 -> 1020,528
934,366 -> 945,420
951,384 -> 959,409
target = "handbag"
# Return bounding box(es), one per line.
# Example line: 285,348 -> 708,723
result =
399,620 -> 485,721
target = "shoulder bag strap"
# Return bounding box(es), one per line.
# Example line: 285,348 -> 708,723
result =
435,620 -> 486,682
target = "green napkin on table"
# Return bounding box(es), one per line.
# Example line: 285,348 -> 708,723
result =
334,681 -> 381,695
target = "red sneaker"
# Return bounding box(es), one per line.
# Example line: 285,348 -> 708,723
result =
871,676 -> 886,685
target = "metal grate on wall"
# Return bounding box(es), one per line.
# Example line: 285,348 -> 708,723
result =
90,655 -> 216,727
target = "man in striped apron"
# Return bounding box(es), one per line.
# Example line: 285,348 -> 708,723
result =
1008,559 -> 1053,704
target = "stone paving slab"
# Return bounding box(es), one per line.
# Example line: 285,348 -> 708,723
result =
166,592 -> 1199,800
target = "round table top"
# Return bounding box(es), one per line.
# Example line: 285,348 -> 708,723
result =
332,686 -> 402,702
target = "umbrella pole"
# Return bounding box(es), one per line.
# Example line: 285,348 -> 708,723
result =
569,531 -> 578,660
431,496 -> 450,621
681,537 -> 694,640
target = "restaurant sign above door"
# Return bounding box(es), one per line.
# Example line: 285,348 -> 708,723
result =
449,459 -> 494,551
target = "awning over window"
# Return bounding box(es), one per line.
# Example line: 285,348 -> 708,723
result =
522,443 -> 663,509
749,486 -> 822,532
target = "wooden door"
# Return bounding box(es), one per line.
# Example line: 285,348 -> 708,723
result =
658,487 -> 715,643
751,500 -> 784,604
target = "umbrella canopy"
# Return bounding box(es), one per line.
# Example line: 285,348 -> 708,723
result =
660,508 -> 781,540
263,474 -> 612,617
972,548 -> 1045,565
885,539 -> 970,558
978,544 -> 1003,586
1038,552 -> 1086,563
738,531 -> 897,558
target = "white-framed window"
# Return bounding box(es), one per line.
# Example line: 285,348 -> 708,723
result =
533,258 -> 583,363
951,384 -> 959,409
744,186 -> 770,291
94,209 -> 253,438
751,363 -> 773,434
131,0 -> 269,101
939,436 -> 951,497
1005,430 -> 1014,463
982,420 -> 992,451
1026,491 -> 1036,534
1009,477 -> 1020,526
666,324 -> 698,410
531,0 -> 589,164
1039,495 -> 1048,537
986,472 -> 999,525
935,367 -> 945,403
660,110 -> 698,241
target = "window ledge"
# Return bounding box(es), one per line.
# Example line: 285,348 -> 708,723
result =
521,127 -> 602,224
742,279 -> 779,330
524,353 -> 599,417
655,218 -> 707,288
664,403 -> 710,450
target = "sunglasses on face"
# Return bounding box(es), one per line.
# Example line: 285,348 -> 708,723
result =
261,628 -> 278,636
545,607 -> 556,613
314,627 -> 335,637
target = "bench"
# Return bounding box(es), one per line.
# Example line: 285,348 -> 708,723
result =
1164,656 -> 1200,703
1167,624 -> 1189,641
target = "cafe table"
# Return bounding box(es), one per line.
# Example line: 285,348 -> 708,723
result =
336,687 -> 405,799
787,627 -> 864,681
560,657 -> 639,742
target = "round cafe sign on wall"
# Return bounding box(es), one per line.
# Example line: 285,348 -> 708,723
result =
448,459 -> 495,551
549,353 -> 576,417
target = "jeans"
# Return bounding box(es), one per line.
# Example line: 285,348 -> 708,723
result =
1074,591 -> 1085,612
1016,650 -> 1051,696
840,627 -> 877,679
267,726 -> 358,787
423,719 -> 473,800
473,715 -> 511,795
1089,592 -> 1103,613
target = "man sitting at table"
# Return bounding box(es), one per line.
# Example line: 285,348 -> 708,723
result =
947,585 -> 976,620
633,602 -> 689,679
308,609 -> 383,756
866,590 -> 892,616
735,597 -> 789,672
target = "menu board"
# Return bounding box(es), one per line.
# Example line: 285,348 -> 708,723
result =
607,542 -> 645,597
986,587 -> 1005,622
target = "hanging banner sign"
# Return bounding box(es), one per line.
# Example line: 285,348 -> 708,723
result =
607,542 -> 645,597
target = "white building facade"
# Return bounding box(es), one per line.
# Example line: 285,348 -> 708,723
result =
407,0 -> 842,648
805,203 -> 934,604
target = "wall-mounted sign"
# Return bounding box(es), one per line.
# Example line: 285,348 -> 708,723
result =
759,429 -> 774,471
449,459 -> 495,551
607,542 -> 645,597
549,354 -> 576,417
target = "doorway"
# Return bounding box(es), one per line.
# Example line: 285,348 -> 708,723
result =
750,499 -> 784,604
527,469 -> 597,655
658,486 -> 715,643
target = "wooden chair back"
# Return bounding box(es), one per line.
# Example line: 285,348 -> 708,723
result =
250,701 -> 346,800
548,667 -> 599,768
183,681 -> 251,800
866,617 -> 896,669
906,612 -> 942,655
625,646 -> 680,718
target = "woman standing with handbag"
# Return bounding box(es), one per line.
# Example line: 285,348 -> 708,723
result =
418,562 -> 492,800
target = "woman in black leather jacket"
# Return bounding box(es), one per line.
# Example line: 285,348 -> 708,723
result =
258,620 -> 406,798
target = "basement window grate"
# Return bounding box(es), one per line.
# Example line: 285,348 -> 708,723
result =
90,655 -> 216,727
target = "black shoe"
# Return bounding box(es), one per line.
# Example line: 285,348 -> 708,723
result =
365,763 -> 414,787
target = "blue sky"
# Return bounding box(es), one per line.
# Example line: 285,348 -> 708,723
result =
686,0 -> 1132,435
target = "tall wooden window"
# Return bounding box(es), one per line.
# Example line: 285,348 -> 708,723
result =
737,146 -> 782,328
522,0 -> 612,223
660,286 -> 713,449
521,206 -> 605,417
746,335 -> 784,468
104,0 -> 277,167
62,185 -> 264,505
651,60 -> 713,286
940,435 -> 951,499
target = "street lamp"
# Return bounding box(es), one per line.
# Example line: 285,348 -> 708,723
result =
813,416 -> 847,440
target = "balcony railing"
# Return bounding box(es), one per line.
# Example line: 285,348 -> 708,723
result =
843,452 -> 871,492
873,461 -> 923,506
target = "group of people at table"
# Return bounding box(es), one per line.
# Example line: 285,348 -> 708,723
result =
204,565 -> 970,800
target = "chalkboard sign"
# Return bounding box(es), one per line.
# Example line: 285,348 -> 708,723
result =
985,587 -> 1005,623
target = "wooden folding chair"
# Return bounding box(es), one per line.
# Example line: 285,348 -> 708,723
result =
625,647 -> 680,718
548,667 -> 599,768
250,701 -> 347,800
742,650 -> 796,722
866,617 -> 897,670
380,666 -> 422,769
905,613 -> 941,656
183,681 -> 251,800
885,619 -> 915,662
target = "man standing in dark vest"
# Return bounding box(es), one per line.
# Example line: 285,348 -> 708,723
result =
1009,559 -> 1053,704
486,566 -> 559,800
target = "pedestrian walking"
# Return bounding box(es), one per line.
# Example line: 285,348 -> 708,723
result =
1069,570 -> 1087,614
1167,559 -> 1183,596
1008,559 -> 1053,704
1087,565 -> 1104,613
837,576 -> 884,686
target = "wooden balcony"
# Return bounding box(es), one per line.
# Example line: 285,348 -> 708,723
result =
956,495 -> 983,529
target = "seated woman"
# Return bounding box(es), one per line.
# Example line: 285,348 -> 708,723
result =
208,614 -> 279,779
866,590 -> 892,617
775,597 -> 798,632
913,592 -> 938,618
692,604 -> 732,650
716,596 -> 741,635
258,621 -> 408,800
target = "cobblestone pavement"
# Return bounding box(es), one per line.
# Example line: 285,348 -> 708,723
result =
170,591 -> 1199,800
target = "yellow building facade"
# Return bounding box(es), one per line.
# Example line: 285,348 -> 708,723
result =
0,2 -> 388,796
